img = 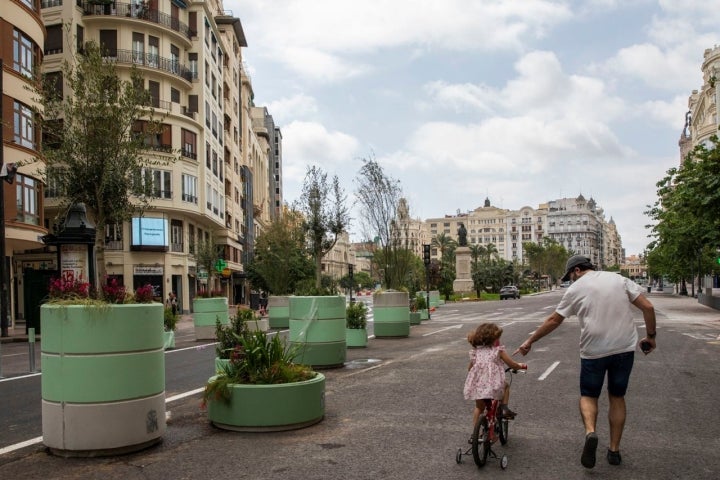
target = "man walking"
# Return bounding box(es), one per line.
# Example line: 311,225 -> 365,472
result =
514,255 -> 656,468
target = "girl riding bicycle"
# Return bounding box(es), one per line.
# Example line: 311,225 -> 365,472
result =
463,323 -> 527,429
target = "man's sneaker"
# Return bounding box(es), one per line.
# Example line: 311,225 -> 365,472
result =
607,449 -> 622,465
581,432 -> 598,468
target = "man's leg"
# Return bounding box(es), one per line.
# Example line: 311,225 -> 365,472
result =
607,394 -> 626,451
579,395 -> 598,434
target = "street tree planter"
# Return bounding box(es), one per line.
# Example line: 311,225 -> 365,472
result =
206,373 -> 326,432
373,291 -> 410,337
163,330 -> 175,349
41,303 -> 165,457
244,317 -> 269,332
289,296 -> 346,368
268,295 -> 290,329
193,297 -> 229,340
419,309 -> 429,321
409,312 -> 421,325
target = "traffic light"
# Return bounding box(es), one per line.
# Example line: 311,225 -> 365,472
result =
348,263 -> 354,278
423,244 -> 431,266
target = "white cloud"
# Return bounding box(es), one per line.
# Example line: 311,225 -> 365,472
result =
266,93 -> 319,123
234,0 -> 572,81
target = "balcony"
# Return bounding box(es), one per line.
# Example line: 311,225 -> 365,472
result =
82,2 -> 193,40
101,49 -> 193,82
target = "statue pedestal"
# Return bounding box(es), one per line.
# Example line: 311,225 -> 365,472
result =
453,247 -> 473,293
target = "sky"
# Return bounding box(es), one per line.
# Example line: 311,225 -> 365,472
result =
227,0 -> 720,256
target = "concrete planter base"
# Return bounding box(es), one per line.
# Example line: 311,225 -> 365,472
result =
41,303 -> 165,457
345,328 -> 368,348
193,297 -> 229,340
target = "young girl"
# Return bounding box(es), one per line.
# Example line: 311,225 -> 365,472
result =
463,323 -> 526,428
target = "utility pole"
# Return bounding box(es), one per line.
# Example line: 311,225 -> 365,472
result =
0,58 -> 8,337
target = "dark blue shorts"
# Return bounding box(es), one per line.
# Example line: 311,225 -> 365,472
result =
580,351 -> 635,398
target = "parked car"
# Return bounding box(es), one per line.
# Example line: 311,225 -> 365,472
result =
499,286 -> 520,300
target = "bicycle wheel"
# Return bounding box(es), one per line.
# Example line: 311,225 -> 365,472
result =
497,416 -> 509,445
471,415 -> 489,467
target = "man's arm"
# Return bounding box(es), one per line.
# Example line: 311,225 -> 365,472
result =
513,311 -> 565,356
633,294 -> 657,353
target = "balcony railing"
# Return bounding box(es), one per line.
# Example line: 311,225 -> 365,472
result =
105,49 -> 194,82
82,2 -> 193,39
41,0 -> 62,7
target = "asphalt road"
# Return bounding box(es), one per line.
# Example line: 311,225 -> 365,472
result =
1,291 -> 719,479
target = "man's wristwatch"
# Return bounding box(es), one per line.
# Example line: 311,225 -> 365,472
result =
646,331 -> 656,339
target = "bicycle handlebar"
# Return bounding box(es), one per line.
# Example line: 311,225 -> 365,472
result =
505,366 -> 527,374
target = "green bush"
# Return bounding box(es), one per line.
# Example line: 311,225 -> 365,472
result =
415,294 -> 427,310
164,307 -> 179,332
346,301 -> 367,329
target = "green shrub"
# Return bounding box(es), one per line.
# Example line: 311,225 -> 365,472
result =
415,294 -> 427,310
164,307 -> 179,332
346,301 -> 367,329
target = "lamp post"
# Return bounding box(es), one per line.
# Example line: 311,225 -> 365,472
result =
0,58 -> 6,337
423,244 -> 431,320
348,263 -> 354,304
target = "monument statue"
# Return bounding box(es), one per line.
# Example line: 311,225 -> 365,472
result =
457,222 -> 467,247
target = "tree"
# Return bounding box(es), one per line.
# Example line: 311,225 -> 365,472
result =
523,238 -> 569,284
354,158 -> 415,290
195,234 -> 222,294
36,40 -> 172,285
646,136 -> 720,293
431,233 -> 457,299
297,166 -> 350,289
245,208 -> 314,294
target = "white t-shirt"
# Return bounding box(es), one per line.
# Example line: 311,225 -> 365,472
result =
555,271 -> 644,359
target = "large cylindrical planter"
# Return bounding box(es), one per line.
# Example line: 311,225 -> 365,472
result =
289,296 -> 346,368
409,312 -> 421,325
193,297 -> 229,340
207,373 -> 325,432
41,303 -> 166,457
268,295 -> 290,329
373,291 -> 410,337
346,328 -> 368,348
430,290 -> 440,308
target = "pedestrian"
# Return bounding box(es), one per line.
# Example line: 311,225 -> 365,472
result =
464,323 -> 527,431
166,292 -> 178,316
513,255 -> 657,469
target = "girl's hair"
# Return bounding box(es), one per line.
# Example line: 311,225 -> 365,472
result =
467,323 -> 502,347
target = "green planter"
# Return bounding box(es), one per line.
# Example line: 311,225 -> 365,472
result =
409,312 -> 421,325
163,330 -> 175,349
289,296 -> 346,368
373,291 -> 410,337
419,309 -> 429,321
207,373 -> 325,431
268,295 -> 290,329
429,290 -> 440,308
41,303 -> 165,456
193,297 -> 229,340
345,328 -> 368,348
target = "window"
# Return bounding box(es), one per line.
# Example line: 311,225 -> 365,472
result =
170,45 -> 179,74
148,36 -> 159,67
13,28 -> 36,78
76,25 -> 84,53
148,81 -> 160,108
181,174 -> 197,203
139,168 -> 172,199
45,24 -> 63,54
205,101 -> 210,127
16,175 -> 39,225
132,32 -> 144,63
205,142 -> 211,168
44,71 -> 63,100
133,121 -> 171,151
105,223 -> 123,250
181,129 -> 196,159
212,150 -> 218,176
171,220 -> 183,252
171,88 -> 180,103
188,224 -> 195,254
189,53 -> 198,80
13,101 -> 35,149
99,29 -> 117,57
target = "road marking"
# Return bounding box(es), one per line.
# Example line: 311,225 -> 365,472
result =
538,361 -> 560,381
0,436 -> 43,456
0,372 -> 40,383
422,324 -> 463,336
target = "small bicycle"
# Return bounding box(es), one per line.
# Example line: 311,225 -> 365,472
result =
456,367 -> 526,469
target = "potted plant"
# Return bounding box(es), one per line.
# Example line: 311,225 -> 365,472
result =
193,235 -> 229,340
214,313 -> 249,374
289,294 -> 347,368
234,305 -> 268,332
41,276 -> 166,456
345,301 -> 368,348
203,327 -> 325,431
163,306 -> 179,349
416,294 -> 429,321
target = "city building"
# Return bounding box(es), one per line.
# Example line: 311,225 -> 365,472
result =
6,0 -> 279,325
680,46 -> 720,164
1,0 -> 49,333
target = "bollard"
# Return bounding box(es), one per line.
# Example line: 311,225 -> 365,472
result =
28,327 -> 36,373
